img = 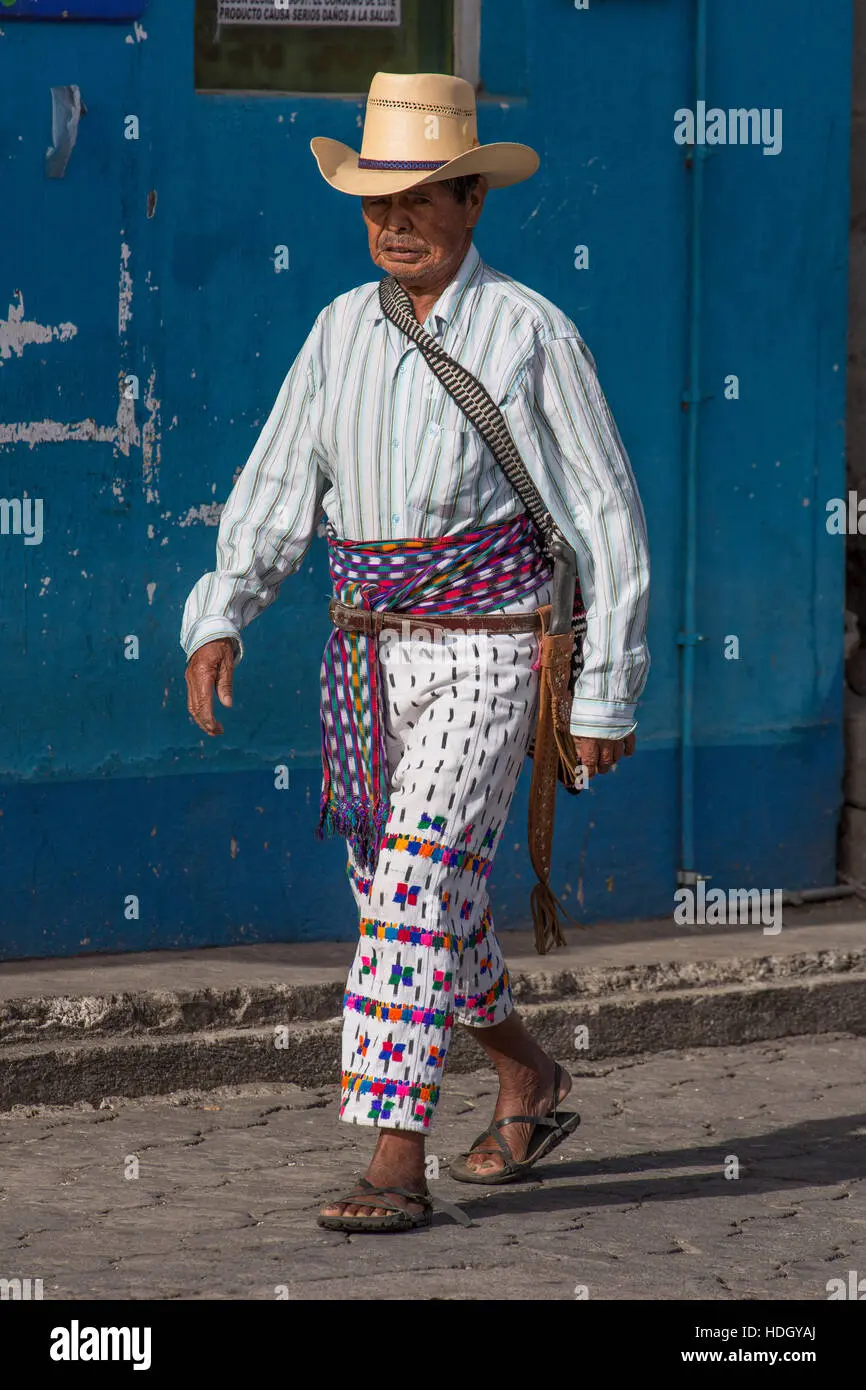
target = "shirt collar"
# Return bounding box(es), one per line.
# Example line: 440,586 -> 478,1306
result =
366,241 -> 482,332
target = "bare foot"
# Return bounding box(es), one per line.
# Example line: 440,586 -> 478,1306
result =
319,1131 -> 428,1222
462,1057 -> 573,1177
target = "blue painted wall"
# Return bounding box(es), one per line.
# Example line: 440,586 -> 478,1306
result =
0,0 -> 851,958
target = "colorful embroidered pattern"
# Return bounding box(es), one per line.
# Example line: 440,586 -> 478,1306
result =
347,862 -> 373,897
379,835 -> 494,880
453,968 -> 510,1012
344,991 -> 454,1030
357,910 -> 491,954
392,881 -> 421,907
341,1070 -> 441,1105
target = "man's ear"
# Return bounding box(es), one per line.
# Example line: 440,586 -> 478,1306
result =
468,177 -> 488,226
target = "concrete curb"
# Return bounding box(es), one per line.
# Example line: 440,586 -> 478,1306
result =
3,944 -> 865,1045
3,970 -> 865,1110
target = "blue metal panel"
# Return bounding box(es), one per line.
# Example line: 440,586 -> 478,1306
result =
2,1 -> 149,17
0,0 -> 852,958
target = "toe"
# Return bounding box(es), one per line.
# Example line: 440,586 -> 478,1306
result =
466,1151 -> 503,1173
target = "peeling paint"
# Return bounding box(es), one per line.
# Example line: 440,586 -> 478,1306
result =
0,419 -> 118,447
177,503 -> 223,528
0,291 -> 77,363
142,367 -> 161,504
114,384 -> 138,458
118,242 -> 133,337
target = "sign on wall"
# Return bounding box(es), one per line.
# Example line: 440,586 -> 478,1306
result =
0,1 -> 149,16
216,0 -> 401,25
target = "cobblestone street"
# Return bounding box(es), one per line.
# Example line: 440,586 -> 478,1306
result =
1,1034 -> 864,1301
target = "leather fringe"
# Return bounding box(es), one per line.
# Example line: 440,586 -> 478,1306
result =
531,880 -> 570,955
553,714 -> 579,785
527,628 -> 579,953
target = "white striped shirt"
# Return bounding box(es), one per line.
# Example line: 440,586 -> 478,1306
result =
180,240 -> 650,738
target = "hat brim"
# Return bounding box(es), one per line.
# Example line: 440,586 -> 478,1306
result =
309,136 -> 539,195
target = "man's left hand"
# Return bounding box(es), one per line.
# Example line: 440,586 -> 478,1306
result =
573,733 -> 636,778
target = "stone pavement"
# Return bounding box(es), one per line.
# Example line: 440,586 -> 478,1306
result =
1,1033 -> 864,1301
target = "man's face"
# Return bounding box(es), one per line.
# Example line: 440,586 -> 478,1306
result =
362,178 -> 487,284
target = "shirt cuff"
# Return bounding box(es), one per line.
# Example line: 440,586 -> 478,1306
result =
183,618 -> 244,665
568,696 -> 637,740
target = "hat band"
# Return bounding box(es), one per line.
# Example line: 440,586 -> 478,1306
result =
357,157 -> 449,170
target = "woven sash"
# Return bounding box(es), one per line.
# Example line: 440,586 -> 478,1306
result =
316,514 -> 552,874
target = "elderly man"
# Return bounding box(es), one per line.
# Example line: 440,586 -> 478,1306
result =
181,72 -> 649,1233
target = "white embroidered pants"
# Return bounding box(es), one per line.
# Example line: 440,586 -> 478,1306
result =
340,619 -> 541,1132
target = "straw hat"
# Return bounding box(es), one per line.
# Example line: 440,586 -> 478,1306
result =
310,71 -> 539,196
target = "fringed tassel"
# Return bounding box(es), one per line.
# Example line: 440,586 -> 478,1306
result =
316,793 -> 390,874
531,879 -> 571,955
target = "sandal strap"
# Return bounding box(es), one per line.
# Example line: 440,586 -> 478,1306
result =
339,1184 -> 475,1228
492,1062 -> 565,1133
336,1181 -> 471,1226
467,1123 -> 513,1161
431,1196 -> 473,1228
552,1062 -> 562,1122
494,1113 -> 559,1130
461,1062 -> 569,1171
349,1181 -> 432,1211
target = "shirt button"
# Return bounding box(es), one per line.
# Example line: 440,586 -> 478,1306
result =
391,513 -> 401,527
391,438 -> 399,448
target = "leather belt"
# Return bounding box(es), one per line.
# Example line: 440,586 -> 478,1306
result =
329,598 -> 550,637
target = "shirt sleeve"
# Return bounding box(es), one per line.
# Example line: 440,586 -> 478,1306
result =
504,331 -> 651,739
180,311 -> 331,664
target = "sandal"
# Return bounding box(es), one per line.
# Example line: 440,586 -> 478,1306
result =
317,1177 -> 472,1233
449,1062 -> 581,1185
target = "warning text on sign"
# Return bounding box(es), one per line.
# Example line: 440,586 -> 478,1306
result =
217,0 -> 401,26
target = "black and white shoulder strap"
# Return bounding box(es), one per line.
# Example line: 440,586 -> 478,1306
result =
378,273 -> 584,644
378,274 -> 561,558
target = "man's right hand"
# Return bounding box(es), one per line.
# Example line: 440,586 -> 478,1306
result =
185,637 -> 236,737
